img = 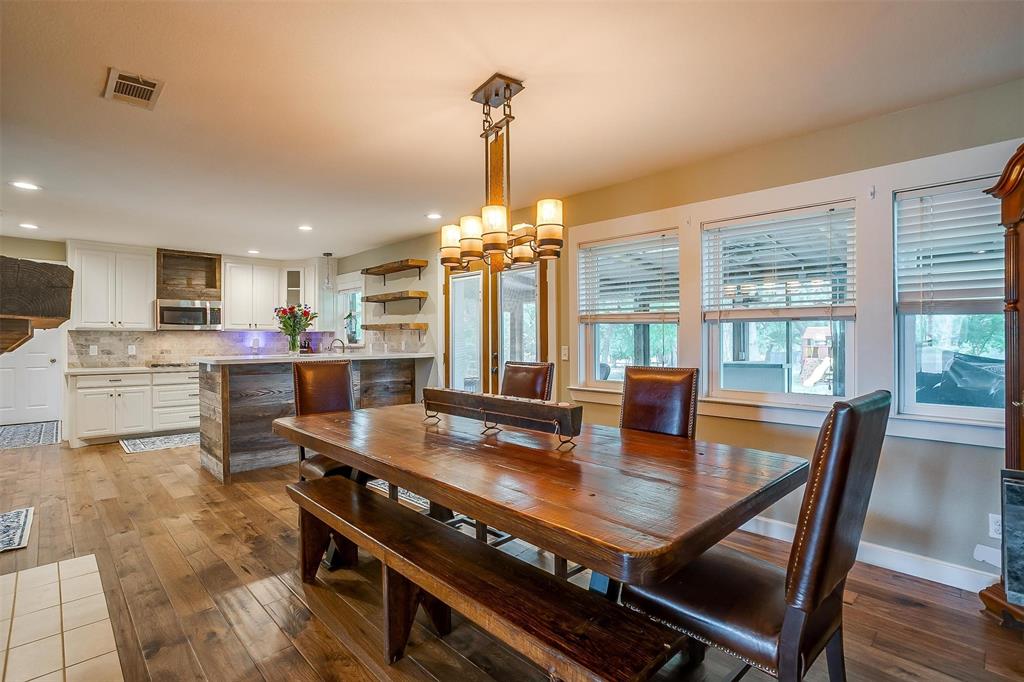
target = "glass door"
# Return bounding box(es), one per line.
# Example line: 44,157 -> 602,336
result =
448,270 -> 484,392
498,264 -> 540,369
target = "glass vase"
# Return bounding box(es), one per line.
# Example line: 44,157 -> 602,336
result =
287,334 -> 300,355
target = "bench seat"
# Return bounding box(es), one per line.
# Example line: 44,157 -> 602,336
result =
286,477 -> 684,682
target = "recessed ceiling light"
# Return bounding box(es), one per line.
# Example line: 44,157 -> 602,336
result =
247,249 -> 260,254
9,181 -> 41,191
298,225 -> 313,231
18,223 -> 39,230
426,212 -> 442,220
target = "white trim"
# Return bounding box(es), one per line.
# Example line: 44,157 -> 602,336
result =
741,516 -> 998,593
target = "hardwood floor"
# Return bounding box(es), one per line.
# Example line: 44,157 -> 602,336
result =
1,440 -> 1021,681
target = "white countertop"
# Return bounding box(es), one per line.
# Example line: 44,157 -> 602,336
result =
66,366 -> 199,376
194,352 -> 436,365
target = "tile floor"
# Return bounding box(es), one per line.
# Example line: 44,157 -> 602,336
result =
0,555 -> 123,682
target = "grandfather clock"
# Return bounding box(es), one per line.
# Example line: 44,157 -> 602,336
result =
979,143 -> 1024,627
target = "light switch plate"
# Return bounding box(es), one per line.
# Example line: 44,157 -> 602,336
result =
560,345 -> 569,361
127,344 -> 137,356
88,345 -> 98,356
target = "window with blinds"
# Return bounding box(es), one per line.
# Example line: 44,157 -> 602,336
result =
701,203 -> 857,320
578,231 -> 679,323
895,178 -> 1003,314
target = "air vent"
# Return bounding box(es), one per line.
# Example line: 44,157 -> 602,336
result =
103,68 -> 164,110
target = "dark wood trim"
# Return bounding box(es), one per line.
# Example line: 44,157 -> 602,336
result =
156,248 -> 222,301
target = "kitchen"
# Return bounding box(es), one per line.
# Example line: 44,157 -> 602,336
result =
59,239 -> 438,480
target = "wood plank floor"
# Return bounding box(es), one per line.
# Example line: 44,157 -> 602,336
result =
1,440 -> 1021,682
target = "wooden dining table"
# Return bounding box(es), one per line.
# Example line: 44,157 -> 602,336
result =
272,402 -> 810,589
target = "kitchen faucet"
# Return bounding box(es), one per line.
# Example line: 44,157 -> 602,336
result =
329,337 -> 347,354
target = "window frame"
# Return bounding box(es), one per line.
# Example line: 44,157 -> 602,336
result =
575,229 -> 681,390
335,271 -> 365,348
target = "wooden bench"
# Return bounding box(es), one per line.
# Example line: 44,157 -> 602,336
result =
286,477 -> 685,682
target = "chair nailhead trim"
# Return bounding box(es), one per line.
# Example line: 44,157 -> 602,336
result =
622,601 -> 778,676
786,407 -> 836,599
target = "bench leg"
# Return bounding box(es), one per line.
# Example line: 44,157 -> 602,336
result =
428,502 -> 455,523
382,566 -> 422,663
421,592 -> 452,637
299,510 -> 333,583
322,535 -> 359,571
554,556 -> 568,580
475,521 -> 489,542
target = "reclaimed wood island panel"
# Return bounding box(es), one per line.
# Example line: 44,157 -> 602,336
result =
197,353 -> 434,482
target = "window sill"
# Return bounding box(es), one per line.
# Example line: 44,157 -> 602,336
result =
567,386 -> 1004,448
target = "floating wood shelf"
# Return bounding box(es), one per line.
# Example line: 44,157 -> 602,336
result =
361,259 -> 428,285
361,322 -> 428,340
362,290 -> 428,313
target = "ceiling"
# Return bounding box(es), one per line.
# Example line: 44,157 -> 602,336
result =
2,2 -> 1022,260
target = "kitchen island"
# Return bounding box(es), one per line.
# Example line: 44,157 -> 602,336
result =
196,352 -> 435,482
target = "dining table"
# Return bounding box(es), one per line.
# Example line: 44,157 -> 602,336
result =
271,402 -> 810,592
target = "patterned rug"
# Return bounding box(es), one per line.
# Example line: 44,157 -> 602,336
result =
120,432 -> 200,454
0,421 -> 59,449
366,479 -> 430,509
0,507 -> 33,552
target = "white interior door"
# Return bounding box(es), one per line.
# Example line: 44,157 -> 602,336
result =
0,328 -> 63,425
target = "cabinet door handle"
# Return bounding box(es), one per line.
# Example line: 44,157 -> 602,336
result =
187,375 -> 198,380
108,379 -> 122,382
109,393 -> 113,397
188,393 -> 199,397
189,415 -> 199,419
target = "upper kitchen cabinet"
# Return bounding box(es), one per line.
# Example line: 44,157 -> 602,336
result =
223,259 -> 279,330
281,257 -> 337,332
69,242 -> 156,330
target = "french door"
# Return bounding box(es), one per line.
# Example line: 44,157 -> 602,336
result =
445,261 -> 548,393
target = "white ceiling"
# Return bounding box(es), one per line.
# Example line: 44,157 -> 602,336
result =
1,2 -> 1022,260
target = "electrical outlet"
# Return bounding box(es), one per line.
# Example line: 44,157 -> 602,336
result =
127,344 -> 137,357
989,513 -> 1002,540
88,345 -> 98,356
560,345 -> 569,361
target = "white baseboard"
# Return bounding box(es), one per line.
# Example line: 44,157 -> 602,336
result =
741,516 -> 999,593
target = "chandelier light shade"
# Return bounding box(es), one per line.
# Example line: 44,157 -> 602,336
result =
481,204 -> 509,253
439,74 -> 564,271
440,223 -> 462,267
535,198 -> 564,253
459,215 -> 484,262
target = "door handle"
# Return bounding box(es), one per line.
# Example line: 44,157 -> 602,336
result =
49,358 -> 56,364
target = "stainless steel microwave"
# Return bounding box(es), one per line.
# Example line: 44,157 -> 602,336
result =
156,299 -> 223,330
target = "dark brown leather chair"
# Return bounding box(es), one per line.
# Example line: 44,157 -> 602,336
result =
293,360 -> 356,481
500,361 -> 554,401
620,366 -> 699,438
620,390 -> 891,681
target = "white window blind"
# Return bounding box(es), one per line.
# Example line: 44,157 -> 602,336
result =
578,231 -> 679,323
895,178 -> 1003,314
701,202 -> 857,320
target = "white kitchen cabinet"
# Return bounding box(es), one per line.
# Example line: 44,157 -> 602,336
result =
75,388 -> 116,437
70,243 -> 155,330
280,258 -> 336,332
114,386 -> 151,434
224,260 -> 280,330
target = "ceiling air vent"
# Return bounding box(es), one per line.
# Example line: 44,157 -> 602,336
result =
102,68 -> 164,110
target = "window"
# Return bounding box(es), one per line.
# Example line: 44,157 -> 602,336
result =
499,264 -> 539,366
702,202 -> 856,403
895,178 -> 1004,421
578,231 -> 679,384
449,271 -> 484,392
336,272 -> 364,346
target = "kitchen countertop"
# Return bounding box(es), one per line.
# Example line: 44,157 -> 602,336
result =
65,365 -> 200,376
194,352 -> 435,366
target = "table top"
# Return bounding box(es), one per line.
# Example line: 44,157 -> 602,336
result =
273,403 -> 809,585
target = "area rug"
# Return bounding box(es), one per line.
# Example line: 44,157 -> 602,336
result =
366,479 -> 429,509
120,431 -> 200,453
0,421 -> 59,449
0,507 -> 33,552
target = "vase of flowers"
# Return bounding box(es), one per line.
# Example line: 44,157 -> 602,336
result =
274,304 -> 318,355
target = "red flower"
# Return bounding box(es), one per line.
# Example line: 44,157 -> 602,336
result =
302,310 -> 310,318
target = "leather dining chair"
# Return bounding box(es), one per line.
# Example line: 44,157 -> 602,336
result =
293,360 -> 357,481
620,390 -> 892,682
573,366 -> 701,584
620,366 -> 699,438
500,361 -> 554,401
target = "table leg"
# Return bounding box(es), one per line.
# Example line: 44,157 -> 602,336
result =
428,501 -> 455,522
588,572 -> 622,602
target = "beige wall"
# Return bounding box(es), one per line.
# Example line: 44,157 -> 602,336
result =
337,232 -> 441,387
0,236 -> 67,261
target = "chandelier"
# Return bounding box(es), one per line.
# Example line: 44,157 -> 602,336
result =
440,73 -> 564,272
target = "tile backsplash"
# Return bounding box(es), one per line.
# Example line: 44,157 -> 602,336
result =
67,330 -> 335,368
